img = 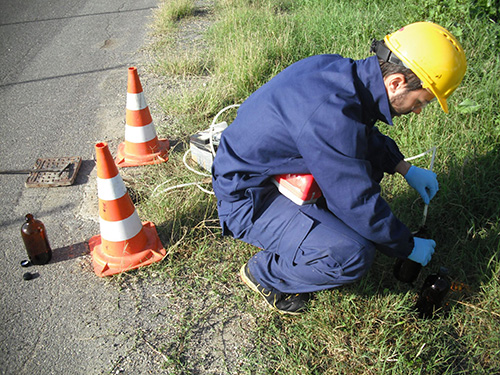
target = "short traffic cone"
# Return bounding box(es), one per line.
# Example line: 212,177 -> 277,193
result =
89,142 -> 166,277
115,66 -> 169,167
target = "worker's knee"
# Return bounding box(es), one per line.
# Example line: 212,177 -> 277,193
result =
279,210 -> 376,288
294,237 -> 375,287
337,241 -> 376,283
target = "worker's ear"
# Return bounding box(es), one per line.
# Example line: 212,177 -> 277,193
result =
384,73 -> 407,94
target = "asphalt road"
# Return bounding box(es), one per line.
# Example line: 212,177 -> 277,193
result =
0,1 -> 176,373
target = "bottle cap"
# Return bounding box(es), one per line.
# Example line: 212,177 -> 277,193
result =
20,260 -> 31,267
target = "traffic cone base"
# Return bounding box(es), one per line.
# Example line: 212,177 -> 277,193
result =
115,138 -> 169,167
89,221 -> 166,277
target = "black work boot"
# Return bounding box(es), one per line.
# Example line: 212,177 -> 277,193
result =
240,263 -> 310,315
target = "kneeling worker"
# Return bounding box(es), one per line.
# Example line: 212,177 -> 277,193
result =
212,22 -> 467,314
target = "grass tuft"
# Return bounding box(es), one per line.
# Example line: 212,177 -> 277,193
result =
152,0 -> 196,34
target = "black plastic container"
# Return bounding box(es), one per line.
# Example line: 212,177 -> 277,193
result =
21,214 -> 52,265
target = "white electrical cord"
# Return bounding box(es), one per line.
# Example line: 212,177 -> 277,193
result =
404,146 -> 436,163
209,104 -> 240,157
182,148 -> 211,178
150,149 -> 214,196
153,104 -> 241,197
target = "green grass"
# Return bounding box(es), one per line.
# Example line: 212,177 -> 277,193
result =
152,0 -> 196,34
130,0 -> 500,373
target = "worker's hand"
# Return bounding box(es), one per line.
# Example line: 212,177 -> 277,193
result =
408,237 -> 436,266
404,165 -> 439,204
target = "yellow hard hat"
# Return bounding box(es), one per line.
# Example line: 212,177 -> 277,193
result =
384,22 -> 467,113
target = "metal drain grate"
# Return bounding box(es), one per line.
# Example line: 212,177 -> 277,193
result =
25,157 -> 82,187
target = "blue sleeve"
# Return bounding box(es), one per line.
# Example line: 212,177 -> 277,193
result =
366,126 -> 405,182
296,97 -> 413,258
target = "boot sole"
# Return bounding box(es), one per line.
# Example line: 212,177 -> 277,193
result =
239,263 -> 302,316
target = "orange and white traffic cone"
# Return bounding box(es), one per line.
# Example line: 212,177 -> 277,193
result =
89,142 -> 166,277
115,66 -> 169,167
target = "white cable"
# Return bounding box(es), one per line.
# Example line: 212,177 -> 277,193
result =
181,148 -> 215,193
209,104 -> 240,156
152,105 -> 240,198
155,181 -> 214,195
195,184 -> 215,195
404,147 -> 436,162
151,149 -> 215,196
157,182 -> 200,193
152,178 -> 174,196
182,148 -> 211,177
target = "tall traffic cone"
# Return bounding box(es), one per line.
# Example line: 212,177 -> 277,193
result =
115,66 -> 169,167
89,142 -> 166,277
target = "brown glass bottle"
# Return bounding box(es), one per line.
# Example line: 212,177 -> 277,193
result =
415,267 -> 451,319
393,258 -> 422,283
21,214 -> 52,265
393,226 -> 427,283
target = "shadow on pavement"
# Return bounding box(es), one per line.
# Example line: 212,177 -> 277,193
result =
50,241 -> 90,264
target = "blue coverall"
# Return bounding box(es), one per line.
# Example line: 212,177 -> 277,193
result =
212,54 -> 414,294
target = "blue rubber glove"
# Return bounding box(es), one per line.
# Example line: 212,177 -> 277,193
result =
404,165 -> 439,204
408,237 -> 436,266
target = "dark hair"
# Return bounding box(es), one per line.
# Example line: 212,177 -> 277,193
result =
378,58 -> 422,91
